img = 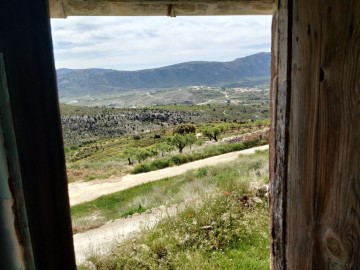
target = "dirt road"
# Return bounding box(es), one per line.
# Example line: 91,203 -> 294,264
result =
68,144 -> 268,206
73,204 -> 185,264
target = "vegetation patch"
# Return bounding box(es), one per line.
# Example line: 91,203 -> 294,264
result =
79,180 -> 269,269
64,118 -> 268,182
60,103 -> 269,147
71,151 -> 268,236
132,139 -> 267,174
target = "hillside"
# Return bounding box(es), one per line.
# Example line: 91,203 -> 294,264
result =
57,52 -> 270,98
60,103 -> 269,146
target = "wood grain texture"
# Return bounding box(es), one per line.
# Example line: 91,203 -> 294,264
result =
49,0 -> 274,17
284,0 -> 360,268
270,0 -> 291,268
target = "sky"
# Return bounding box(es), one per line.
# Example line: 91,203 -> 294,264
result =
50,16 -> 272,71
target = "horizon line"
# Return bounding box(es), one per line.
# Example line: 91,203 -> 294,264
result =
56,51 -> 270,72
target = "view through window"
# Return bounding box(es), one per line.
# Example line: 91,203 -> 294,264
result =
51,16 -> 272,268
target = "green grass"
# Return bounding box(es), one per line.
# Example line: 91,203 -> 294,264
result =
79,185 -> 269,269
71,150 -> 268,234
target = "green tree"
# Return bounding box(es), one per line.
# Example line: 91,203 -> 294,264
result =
201,125 -> 226,142
123,147 -> 136,165
135,148 -> 152,163
185,133 -> 197,150
168,134 -> 187,153
155,142 -> 174,157
201,127 -> 214,141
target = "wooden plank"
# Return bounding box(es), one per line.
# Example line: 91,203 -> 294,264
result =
269,0 -> 291,269
272,0 -> 360,268
288,0 -> 360,268
49,0 -> 274,18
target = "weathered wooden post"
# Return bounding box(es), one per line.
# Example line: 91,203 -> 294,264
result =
270,0 -> 360,268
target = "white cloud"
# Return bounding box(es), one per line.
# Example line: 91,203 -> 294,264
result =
51,16 -> 272,70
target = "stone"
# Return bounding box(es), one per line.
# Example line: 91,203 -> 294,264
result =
200,225 -> 213,230
251,196 -> 263,204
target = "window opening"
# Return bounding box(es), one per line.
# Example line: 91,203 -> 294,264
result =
51,16 -> 272,267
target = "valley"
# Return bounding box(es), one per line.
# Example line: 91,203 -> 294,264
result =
58,52 -> 271,269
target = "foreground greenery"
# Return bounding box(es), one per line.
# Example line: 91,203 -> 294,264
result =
81,197 -> 269,270
78,151 -> 269,269
71,150 -> 268,234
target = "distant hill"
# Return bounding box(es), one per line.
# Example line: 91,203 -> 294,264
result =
56,52 -> 270,97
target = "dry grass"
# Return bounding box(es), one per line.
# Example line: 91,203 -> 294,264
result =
71,150 -> 268,235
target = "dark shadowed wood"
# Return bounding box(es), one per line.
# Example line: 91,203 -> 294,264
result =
0,0 -> 76,269
271,0 -> 360,268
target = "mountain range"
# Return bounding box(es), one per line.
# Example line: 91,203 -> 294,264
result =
56,52 -> 270,97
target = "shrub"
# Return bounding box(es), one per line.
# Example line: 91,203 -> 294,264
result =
133,163 -> 151,173
170,155 -> 182,165
150,159 -> 171,170
173,123 -> 196,135
132,138 -> 267,174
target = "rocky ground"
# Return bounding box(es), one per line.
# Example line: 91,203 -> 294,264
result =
61,107 -> 203,145
60,103 -> 269,146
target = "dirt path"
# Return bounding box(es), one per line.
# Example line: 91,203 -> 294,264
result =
73,204 -> 186,264
68,145 -> 269,206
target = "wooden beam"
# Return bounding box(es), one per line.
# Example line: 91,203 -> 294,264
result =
269,0 -> 291,268
49,0 -> 274,18
271,0 -> 360,268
